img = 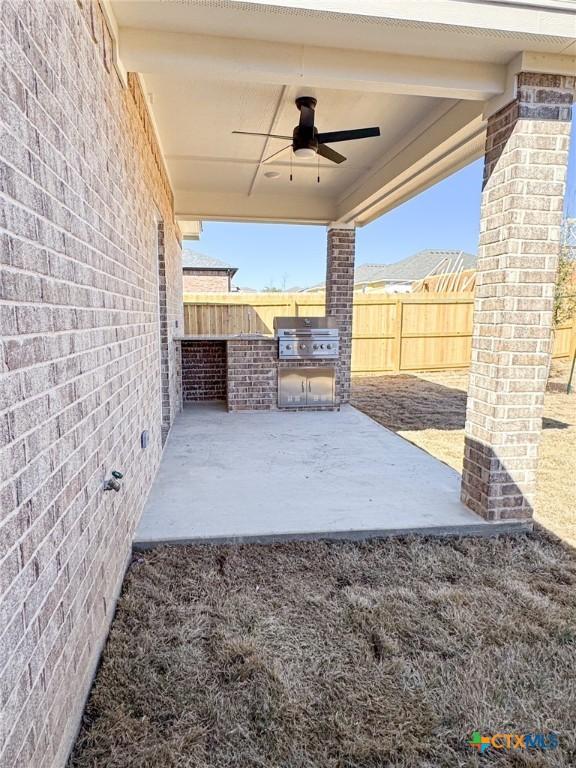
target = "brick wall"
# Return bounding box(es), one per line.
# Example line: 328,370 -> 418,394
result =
227,339 -> 277,410
181,341 -> 227,402
0,2 -> 182,766
325,227 -> 355,405
462,72 -> 574,521
226,340 -> 338,411
183,271 -> 230,293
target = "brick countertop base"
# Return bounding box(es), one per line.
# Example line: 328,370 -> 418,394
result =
179,338 -> 339,412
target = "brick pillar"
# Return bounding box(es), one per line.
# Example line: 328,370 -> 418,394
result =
462,73 -> 574,521
326,225 -> 355,404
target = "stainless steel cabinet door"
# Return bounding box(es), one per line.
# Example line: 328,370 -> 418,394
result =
306,368 -> 335,406
278,369 -> 307,407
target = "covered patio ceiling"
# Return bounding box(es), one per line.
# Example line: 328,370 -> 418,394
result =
106,0 -> 576,227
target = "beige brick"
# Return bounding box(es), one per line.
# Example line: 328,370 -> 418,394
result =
182,272 -> 230,292
326,227 -> 355,405
0,2 -> 183,766
462,72 -> 574,522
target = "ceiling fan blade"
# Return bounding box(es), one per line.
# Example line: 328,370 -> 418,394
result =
317,144 -> 346,164
261,144 -> 292,164
232,131 -> 292,140
316,127 -> 380,144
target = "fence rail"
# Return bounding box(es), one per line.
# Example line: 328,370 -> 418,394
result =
183,292 -> 575,375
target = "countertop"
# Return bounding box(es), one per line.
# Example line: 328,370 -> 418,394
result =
175,334 -> 274,342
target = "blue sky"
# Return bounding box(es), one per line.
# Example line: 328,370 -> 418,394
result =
192,121 -> 576,291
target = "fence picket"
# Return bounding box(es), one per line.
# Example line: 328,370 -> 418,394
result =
182,292 -> 574,374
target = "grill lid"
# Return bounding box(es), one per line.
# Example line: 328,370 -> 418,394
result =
273,316 -> 338,332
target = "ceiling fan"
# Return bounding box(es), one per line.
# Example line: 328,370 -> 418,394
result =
232,96 -> 381,165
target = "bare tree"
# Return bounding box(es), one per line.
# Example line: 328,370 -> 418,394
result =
554,220 -> 576,327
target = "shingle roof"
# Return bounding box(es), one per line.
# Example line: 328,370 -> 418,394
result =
182,250 -> 237,273
357,250 -> 476,284
303,249 -> 476,290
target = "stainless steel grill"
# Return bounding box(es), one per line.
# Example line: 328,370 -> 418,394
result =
274,316 -> 339,360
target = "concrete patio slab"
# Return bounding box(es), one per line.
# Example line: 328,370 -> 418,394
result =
134,404 -> 531,548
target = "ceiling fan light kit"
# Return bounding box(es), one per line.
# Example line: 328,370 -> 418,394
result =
293,147 -> 316,159
233,95 -> 381,180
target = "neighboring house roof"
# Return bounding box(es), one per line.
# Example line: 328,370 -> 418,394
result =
302,250 -> 476,290
182,250 -> 238,275
361,249 -> 477,284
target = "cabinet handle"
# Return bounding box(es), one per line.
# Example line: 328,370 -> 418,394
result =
308,380 -> 311,392
301,380 -> 305,392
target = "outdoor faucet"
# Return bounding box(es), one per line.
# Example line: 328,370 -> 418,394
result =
104,470 -> 124,492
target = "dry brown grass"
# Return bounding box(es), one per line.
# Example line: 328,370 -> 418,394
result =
70,534 -> 576,768
352,361 -> 576,547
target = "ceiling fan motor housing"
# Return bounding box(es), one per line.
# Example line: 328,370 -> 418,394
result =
293,96 -> 319,153
292,125 -> 319,152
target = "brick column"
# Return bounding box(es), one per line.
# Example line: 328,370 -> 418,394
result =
326,225 -> 355,404
462,73 -> 574,521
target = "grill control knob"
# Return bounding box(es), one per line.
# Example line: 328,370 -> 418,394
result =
300,343 -> 306,349
320,344 -> 325,349
286,344 -> 292,350
313,344 -> 319,350
327,344 -> 332,349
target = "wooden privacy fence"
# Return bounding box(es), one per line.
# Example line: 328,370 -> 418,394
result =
413,268 -> 476,294
183,292 -> 576,375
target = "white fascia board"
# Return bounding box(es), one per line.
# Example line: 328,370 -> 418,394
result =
355,136 -> 485,226
327,221 -> 355,230
137,74 -> 175,192
337,100 -> 486,224
470,0 -> 576,11
175,190 -> 336,225
178,220 -> 203,240
234,0 -> 576,37
99,0 -> 128,85
518,51 -> 576,74
120,28 -> 506,101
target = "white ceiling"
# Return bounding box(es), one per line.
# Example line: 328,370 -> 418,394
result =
145,76 -> 440,201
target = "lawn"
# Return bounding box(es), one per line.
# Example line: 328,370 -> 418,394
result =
69,363 -> 576,768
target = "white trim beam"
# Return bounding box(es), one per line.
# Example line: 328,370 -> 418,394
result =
175,189 -> 336,225
336,100 -> 486,224
119,28 -> 506,101
99,0 -> 128,85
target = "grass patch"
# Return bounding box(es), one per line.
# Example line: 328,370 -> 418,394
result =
70,532 -> 576,767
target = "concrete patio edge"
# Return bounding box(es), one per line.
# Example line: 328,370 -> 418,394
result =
133,519 -> 534,550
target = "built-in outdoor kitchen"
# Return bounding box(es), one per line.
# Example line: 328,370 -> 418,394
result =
178,317 -> 341,411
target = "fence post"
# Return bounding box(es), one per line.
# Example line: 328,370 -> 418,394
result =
393,298 -> 403,371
